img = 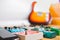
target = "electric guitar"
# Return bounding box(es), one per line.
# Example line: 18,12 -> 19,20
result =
28,1 -> 51,25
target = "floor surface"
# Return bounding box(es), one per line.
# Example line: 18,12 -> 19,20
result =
42,36 -> 60,40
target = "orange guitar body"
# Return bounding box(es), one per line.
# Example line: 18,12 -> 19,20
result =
28,1 -> 51,25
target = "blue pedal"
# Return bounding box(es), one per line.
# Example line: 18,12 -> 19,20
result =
43,31 -> 56,38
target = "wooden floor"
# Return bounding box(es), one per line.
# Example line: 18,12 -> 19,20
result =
42,36 -> 60,40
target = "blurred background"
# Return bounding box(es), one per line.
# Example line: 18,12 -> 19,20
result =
0,0 -> 59,26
